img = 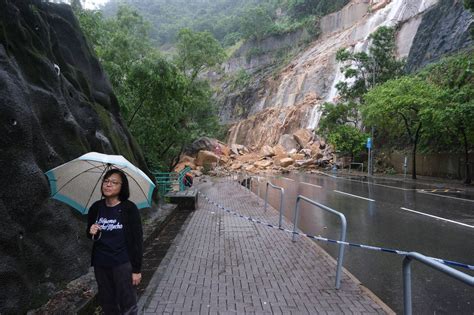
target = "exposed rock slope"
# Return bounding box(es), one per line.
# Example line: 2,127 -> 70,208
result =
222,0 -> 473,147
0,1 -> 149,313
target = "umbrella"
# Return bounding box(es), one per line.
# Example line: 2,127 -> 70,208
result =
45,152 -> 155,214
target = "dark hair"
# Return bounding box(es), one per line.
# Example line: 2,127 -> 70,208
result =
102,168 -> 130,201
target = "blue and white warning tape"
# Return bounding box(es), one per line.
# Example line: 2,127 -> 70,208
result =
198,191 -> 474,271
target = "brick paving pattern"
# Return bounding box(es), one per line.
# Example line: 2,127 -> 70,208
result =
140,178 -> 391,314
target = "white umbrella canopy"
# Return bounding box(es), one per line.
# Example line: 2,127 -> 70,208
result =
45,152 -> 155,214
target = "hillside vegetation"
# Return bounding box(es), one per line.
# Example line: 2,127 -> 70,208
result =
101,0 -> 349,47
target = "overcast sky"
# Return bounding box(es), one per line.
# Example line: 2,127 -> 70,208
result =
54,0 -> 108,9
82,0 -> 108,9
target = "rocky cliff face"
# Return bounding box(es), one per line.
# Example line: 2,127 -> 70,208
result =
406,0 -> 474,71
221,0 -> 473,147
0,1 -> 148,313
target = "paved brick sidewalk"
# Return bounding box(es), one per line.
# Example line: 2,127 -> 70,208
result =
140,178 -> 392,314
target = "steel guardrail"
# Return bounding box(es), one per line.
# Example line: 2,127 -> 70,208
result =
263,182 -> 285,228
403,252 -> 474,315
291,195 -> 347,289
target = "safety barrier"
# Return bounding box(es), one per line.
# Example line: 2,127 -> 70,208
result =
225,176 -> 474,269
152,166 -> 191,196
403,252 -> 474,315
291,195 -> 347,289
264,182 -> 285,228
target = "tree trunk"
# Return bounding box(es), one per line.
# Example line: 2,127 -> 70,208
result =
411,142 -> 417,180
411,123 -> 422,180
462,130 -> 471,184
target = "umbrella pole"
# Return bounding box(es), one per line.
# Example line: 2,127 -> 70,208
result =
84,164 -> 111,215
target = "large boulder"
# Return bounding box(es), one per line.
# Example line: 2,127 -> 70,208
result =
195,150 -> 220,166
183,137 -> 218,157
272,144 -> 287,158
278,134 -> 300,152
293,129 -> 313,148
279,158 -> 295,168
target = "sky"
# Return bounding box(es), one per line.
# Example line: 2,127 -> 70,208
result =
82,0 -> 109,9
55,0 -> 109,9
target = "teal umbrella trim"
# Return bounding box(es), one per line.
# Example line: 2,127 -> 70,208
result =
45,170 -> 58,196
52,193 -> 89,214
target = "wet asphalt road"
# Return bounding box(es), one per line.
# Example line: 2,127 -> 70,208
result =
253,173 -> 474,314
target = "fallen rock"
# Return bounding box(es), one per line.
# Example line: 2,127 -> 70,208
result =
184,137 -> 218,156
295,159 -> 316,167
219,143 -> 231,156
254,160 -> 273,168
230,162 -> 243,170
231,144 -> 245,155
301,149 -> 312,157
278,134 -> 300,152
195,150 -> 220,166
174,161 -> 196,172
279,158 -> 295,168
244,165 -> 257,173
272,144 -> 287,157
290,153 -> 305,161
261,145 -> 275,157
293,129 -> 313,148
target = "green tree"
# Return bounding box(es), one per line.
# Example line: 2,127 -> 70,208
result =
75,6 -> 220,171
336,26 -> 405,103
420,53 -> 474,183
175,28 -> 226,82
317,102 -> 359,135
327,125 -> 368,160
240,5 -> 274,40
123,57 -> 219,170
286,0 -> 349,19
465,0 -> 474,11
363,77 -> 444,179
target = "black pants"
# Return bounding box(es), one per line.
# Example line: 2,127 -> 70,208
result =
94,262 -> 138,315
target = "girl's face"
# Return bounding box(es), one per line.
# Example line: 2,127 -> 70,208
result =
102,173 -> 122,199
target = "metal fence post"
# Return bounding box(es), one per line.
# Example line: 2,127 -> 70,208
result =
403,256 -> 413,315
263,182 -> 285,228
292,195 -> 347,289
402,252 -> 474,315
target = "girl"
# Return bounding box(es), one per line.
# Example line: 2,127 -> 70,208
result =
87,169 -> 143,314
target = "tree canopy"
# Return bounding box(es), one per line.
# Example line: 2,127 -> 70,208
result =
100,0 -> 350,47
75,5 -> 220,170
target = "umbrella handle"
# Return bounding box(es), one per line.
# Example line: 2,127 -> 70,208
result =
91,222 -> 102,241
92,231 -> 102,241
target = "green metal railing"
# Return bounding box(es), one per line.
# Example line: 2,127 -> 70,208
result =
152,167 -> 192,196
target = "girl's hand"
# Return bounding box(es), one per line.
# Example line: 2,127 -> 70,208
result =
89,223 -> 100,236
132,273 -> 142,286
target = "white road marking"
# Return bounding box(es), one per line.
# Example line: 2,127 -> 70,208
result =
417,190 -> 474,203
300,182 -> 322,189
400,207 -> 474,229
334,190 -> 375,202
283,178 -> 295,181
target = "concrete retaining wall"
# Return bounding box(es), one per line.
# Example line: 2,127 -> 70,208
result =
388,151 -> 474,179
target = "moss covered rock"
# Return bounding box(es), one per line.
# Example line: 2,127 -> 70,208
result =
0,1 -> 150,312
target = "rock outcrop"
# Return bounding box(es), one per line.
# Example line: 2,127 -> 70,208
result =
0,1 -> 149,313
